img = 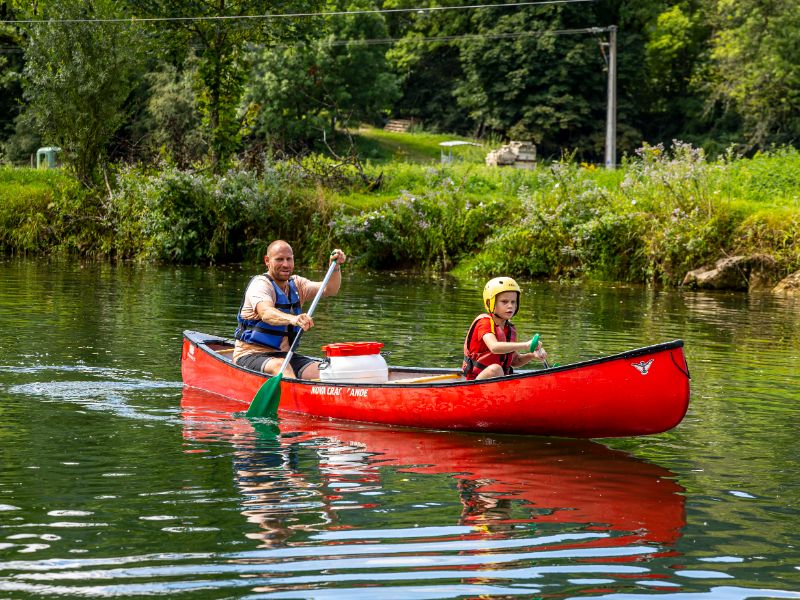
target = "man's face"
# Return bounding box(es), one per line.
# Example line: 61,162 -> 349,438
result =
265,243 -> 294,283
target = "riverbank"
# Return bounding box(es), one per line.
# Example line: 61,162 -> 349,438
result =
1,142 -> 799,287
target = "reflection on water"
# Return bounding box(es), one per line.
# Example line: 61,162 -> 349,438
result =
177,388 -> 687,597
1,261 -> 800,598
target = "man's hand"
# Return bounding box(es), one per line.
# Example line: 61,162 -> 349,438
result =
330,249 -> 347,265
294,313 -> 315,331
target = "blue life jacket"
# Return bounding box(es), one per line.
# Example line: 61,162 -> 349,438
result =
234,274 -> 301,351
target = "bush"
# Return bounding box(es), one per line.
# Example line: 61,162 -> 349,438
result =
2,141 -> 800,285
333,176 -> 506,270
109,165 -> 338,263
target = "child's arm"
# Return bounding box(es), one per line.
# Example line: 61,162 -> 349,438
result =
482,334 -> 546,359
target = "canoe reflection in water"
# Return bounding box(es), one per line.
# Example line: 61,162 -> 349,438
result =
181,387 -> 686,560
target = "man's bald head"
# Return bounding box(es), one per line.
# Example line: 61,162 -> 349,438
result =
267,240 -> 292,257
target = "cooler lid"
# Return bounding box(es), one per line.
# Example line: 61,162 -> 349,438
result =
321,341 -> 384,357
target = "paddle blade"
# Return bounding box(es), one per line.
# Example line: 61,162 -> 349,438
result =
246,373 -> 283,418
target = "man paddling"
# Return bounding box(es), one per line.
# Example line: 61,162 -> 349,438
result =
233,240 -> 346,379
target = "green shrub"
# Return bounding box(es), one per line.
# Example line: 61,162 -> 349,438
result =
3,140 -> 800,285
333,181 -> 506,270
109,165 -> 338,263
574,211 -> 649,281
643,206 -> 742,285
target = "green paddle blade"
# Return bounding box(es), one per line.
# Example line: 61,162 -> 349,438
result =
246,373 -> 283,418
529,333 -> 540,353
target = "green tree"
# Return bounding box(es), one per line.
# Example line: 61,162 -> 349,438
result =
126,0 -> 322,170
247,0 -> 399,150
383,0 -> 472,134
704,0 -> 800,149
0,29 -> 23,149
143,55 -> 208,167
1,2 -> 32,161
620,1 -> 714,147
455,3 -> 608,159
21,0 -> 147,183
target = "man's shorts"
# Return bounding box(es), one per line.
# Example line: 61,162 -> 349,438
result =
236,352 -> 318,378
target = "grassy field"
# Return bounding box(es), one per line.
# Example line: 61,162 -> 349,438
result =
353,125 -> 491,164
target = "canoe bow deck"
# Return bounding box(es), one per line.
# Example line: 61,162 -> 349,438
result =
181,330 -> 690,438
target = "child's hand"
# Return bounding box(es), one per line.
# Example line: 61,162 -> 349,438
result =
533,346 -> 547,362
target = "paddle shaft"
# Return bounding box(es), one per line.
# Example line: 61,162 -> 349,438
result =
274,259 -> 339,379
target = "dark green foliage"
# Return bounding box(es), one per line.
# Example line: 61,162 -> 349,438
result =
125,0 -> 324,171
141,57 -> 208,168
247,0 -> 399,152
456,5 -> 607,159
0,22 -> 24,150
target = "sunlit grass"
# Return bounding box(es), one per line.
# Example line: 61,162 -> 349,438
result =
353,125 -> 490,165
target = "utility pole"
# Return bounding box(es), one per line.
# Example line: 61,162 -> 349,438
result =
604,25 -> 617,169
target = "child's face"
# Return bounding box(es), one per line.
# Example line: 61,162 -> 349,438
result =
493,291 -> 518,319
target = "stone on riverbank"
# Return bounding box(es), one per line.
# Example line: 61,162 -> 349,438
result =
772,270 -> 800,295
681,255 -> 779,291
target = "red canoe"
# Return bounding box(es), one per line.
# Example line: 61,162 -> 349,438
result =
181,330 -> 690,438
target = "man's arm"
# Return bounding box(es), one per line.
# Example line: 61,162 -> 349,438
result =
322,248 -> 346,297
256,301 -> 315,331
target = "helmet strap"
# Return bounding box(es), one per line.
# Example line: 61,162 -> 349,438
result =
490,312 -> 508,331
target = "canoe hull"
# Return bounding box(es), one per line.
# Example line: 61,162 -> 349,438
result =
181,330 -> 690,437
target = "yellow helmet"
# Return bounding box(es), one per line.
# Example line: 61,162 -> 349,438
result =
483,277 -> 521,316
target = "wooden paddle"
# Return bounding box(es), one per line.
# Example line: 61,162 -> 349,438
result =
246,258 -> 340,419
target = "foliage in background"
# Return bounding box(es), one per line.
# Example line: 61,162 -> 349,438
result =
124,0 -> 324,171
108,165 -> 339,263
4,0 -> 800,173
1,142 -> 799,286
141,56 -> 208,168
704,0 -> 800,150
246,0 -> 399,153
19,0 -> 148,184
455,4 -> 606,159
0,21 -> 24,155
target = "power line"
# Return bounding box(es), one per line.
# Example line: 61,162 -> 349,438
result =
2,0 -> 598,25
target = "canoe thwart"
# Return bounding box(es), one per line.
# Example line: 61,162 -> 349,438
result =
391,373 -> 461,384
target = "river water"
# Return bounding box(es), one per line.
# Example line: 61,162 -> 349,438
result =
1,259 -> 799,599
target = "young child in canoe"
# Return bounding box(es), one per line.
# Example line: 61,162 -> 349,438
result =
461,277 -> 548,380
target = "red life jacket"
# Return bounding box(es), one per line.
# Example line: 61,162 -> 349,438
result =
461,313 -> 517,380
